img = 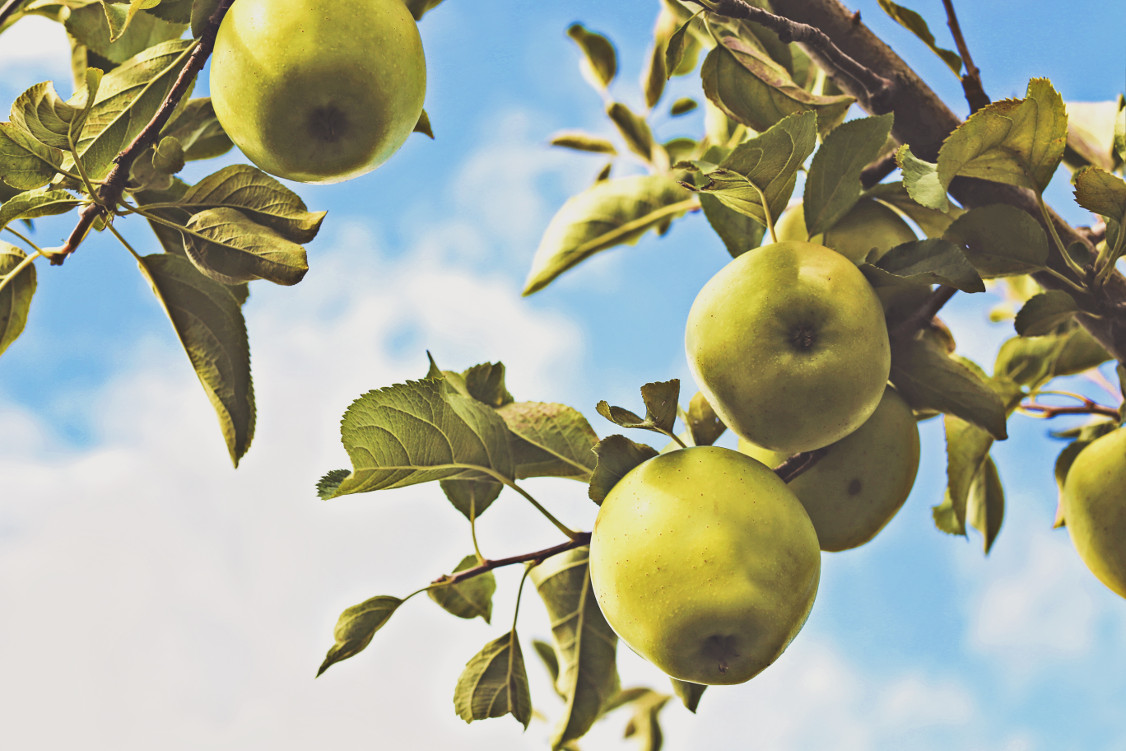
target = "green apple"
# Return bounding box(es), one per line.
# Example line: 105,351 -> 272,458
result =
776,198 -> 916,264
588,446 -> 820,685
739,386 -> 920,551
209,0 -> 426,184
685,240 -> 891,454
1060,427 -> 1126,599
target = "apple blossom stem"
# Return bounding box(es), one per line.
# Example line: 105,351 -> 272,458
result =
432,533 -> 593,588
51,0 -> 237,267
939,0 -> 990,114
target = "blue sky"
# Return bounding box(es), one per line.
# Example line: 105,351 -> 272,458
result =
2,1 -> 1126,749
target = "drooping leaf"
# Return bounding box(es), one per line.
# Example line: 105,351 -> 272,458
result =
685,391 -> 725,447
182,207 -> 309,286
429,555 -> 496,623
453,630 -> 533,729
461,361 -> 514,408
530,547 -> 619,749
440,477 -> 504,520
496,401 -> 599,481
994,323 -> 1111,388
1014,290 -> 1080,336
966,455 -> 1004,554
876,0 -> 962,74
158,98 -> 232,161
1073,166 -> 1126,272
896,144 -> 950,211
866,181 -> 963,238
179,164 -> 326,243
322,379 -> 516,499
596,379 -> 680,437
317,595 -> 404,677
0,242 -> 36,357
588,435 -> 658,504
687,110 -> 817,228
943,204 -> 1050,277
698,192 -> 766,257
0,121 -> 64,190
939,414 -> 994,536
523,175 -> 694,295
404,0 -> 446,21
533,639 -> 562,695
0,188 -> 80,230
622,691 -> 672,751
865,238 -> 984,292
937,78 -> 1068,194
65,1 -> 186,64
137,253 -> 254,465
568,23 -> 617,89
803,114 -> 895,236
671,679 -> 706,713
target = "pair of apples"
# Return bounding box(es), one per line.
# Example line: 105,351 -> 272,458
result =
590,202 -> 924,686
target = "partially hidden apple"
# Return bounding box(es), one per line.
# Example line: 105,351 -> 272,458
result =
209,0 -> 426,184
588,446 -> 820,685
1060,426 -> 1126,599
685,240 -> 891,454
776,198 -> 916,264
740,386 -> 920,551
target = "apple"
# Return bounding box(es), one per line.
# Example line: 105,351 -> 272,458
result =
739,386 -> 920,551
209,0 -> 426,184
776,198 -> 916,264
685,240 -> 891,454
1060,427 -> 1126,599
588,446 -> 820,685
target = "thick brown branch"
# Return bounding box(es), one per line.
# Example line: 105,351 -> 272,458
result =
432,532 -> 593,587
52,0 -> 236,266
940,0 -> 990,113
0,0 -> 26,29
890,284 -> 958,342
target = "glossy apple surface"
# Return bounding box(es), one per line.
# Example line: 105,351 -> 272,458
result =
776,198 -> 916,264
1061,427 -> 1126,599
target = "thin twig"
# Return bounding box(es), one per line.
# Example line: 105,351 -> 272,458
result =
687,0 -> 896,111
1019,400 -> 1120,420
432,533 -> 593,587
0,0 -> 26,29
52,0 -> 236,266
940,0 -> 989,113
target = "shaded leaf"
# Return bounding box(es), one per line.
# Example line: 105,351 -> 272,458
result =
137,253 -> 254,465
497,401 -> 599,481
606,102 -> 656,164
523,175 -> 693,295
182,207 -> 309,286
0,121 -> 64,190
943,204 -> 1049,277
453,630 -> 533,729
588,435 -> 658,504
1014,290 -> 1079,336
180,164 -> 326,244
568,23 -> 617,89
404,0 -> 446,21
0,188 -> 80,230
533,639 -> 562,695
596,379 -> 680,437
440,477 -> 503,520
623,691 -> 672,750
866,238 -> 984,292
699,192 -> 765,257
670,98 -> 698,116
686,391 -> 725,447
994,323 -> 1110,389
0,242 -> 36,357
866,181 -> 963,238
317,595 -> 403,676
803,114 -> 895,236
462,361 -> 514,408
877,0 -> 962,74
322,379 -> 515,498
966,455 -> 1004,554
152,135 -> 184,174
671,679 -> 706,713
65,1 -> 186,64
530,547 -> 619,749
429,555 -> 496,623
159,98 -> 232,161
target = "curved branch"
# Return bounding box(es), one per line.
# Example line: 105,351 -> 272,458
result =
940,0 -> 989,113
0,0 -> 27,29
432,532 -> 593,587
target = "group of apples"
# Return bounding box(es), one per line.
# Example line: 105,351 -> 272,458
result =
207,0 -> 1125,692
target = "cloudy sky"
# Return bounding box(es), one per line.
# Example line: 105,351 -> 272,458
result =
2,1 -> 1125,749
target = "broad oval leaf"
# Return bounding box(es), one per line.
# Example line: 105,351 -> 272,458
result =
0,121 -> 64,190
1014,290 -> 1079,336
429,555 -> 496,623
867,238 -> 984,292
440,476 -> 503,520
317,595 -> 403,677
137,253 -> 254,465
943,204 -> 1049,277
530,546 -> 619,749
183,207 -> 309,286
0,188 -> 80,231
180,164 -> 325,243
994,323 -> 1110,389
0,242 -> 36,357
65,2 -> 186,64
523,175 -> 694,295
496,401 -> 599,481
324,379 -> 516,498
803,114 -> 895,236
567,24 -> 617,89
453,630 -> 532,729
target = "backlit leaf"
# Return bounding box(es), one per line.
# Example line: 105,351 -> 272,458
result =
180,164 -> 326,243
0,188 -> 80,231
65,2 -> 185,64
461,361 -> 514,408
440,477 -> 503,520
10,81 -> 81,150
876,0 -> 962,74
803,114 -> 895,236
160,98 -> 232,161
671,679 -> 706,713
453,630 -> 532,729
0,243 -> 36,357
497,401 -> 599,481
966,456 -> 1004,554
1074,166 -> 1126,228
182,207 -> 309,286
0,121 -> 64,190
550,131 -> 618,155
606,102 -> 656,164
588,435 -> 658,504
896,144 -> 949,211
994,323 -> 1110,389
317,595 -> 403,676
429,555 -> 496,623
699,192 -> 765,257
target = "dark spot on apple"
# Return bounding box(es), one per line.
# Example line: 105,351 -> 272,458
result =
308,105 -> 348,143
847,477 -> 862,495
702,634 -> 739,673
789,323 -> 817,352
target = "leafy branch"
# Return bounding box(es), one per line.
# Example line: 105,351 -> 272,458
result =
433,532 -> 593,588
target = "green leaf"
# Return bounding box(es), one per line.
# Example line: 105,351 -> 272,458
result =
1074,166 -> 1126,227
671,678 -> 706,713
701,33 -> 852,137
938,78 -> 1068,193
942,204 -> 1050,277
606,102 -> 657,164
803,114 -> 895,236
0,243 -> 36,357
663,13 -> 696,79
994,322 -> 1111,388
939,413 -> 994,536
568,23 -> 617,89
429,555 -> 496,623
179,164 -> 326,244
317,595 -> 403,677
182,207 -> 309,286
0,188 -> 80,231
440,477 -> 503,520
533,639 -> 562,694
0,121 -> 64,190
74,39 -> 194,181
866,181 -> 963,238
966,455 -> 1004,554
876,0 -> 962,74
622,691 -> 672,750
891,336 -> 1007,440
596,379 -> 680,437
699,192 -> 766,257
866,238 -> 984,292
10,81 -> 81,150
453,630 -> 533,729
686,391 -> 725,447
323,379 -> 516,498
550,131 -> 618,155
190,0 -> 222,37
687,110 -> 817,227
404,0 -> 446,21
1014,290 -> 1079,336
530,547 -> 620,749
588,435 -> 658,505
496,401 -> 599,481
65,2 -> 185,64
461,361 -> 514,408
137,253 -> 254,465
896,144 -> 950,211
523,175 -> 693,295
670,98 -> 698,116
144,0 -> 194,25
152,134 -> 183,174
157,98 -> 231,161
642,33 -> 667,109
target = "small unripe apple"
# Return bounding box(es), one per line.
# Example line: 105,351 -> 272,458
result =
589,446 -> 820,685
209,0 -> 426,184
685,240 -> 891,454
776,198 -> 916,264
1060,427 -> 1126,599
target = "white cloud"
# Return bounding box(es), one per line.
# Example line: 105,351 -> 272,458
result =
0,16 -> 72,86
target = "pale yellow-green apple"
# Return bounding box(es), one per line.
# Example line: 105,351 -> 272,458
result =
1060,427 -> 1126,599
588,446 -> 820,685
209,0 -> 426,183
776,198 -> 916,264
685,240 -> 891,454
739,386 -> 920,551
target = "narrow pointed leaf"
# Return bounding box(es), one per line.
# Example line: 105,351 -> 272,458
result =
317,595 -> 403,676
453,630 -> 532,729
671,679 -> 706,713
180,164 -> 326,243
606,102 -> 656,163
137,253 -> 254,465
0,243 -> 36,357
531,547 -> 619,749
686,391 -> 725,447
183,207 -> 309,286
497,401 -> 599,481
966,455 -> 1004,554
429,555 -> 496,623
588,435 -> 658,504
550,131 -> 618,155
876,0 -> 962,74
803,114 -> 895,235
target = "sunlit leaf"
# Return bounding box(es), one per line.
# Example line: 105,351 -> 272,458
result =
10,81 -> 81,150
65,2 -> 185,64
453,629 -> 533,729
966,455 -> 1004,554
876,0 -> 962,74
0,188 -> 80,231
496,401 -> 599,481
550,131 -> 618,155
317,595 -> 403,676
182,207 -> 309,286
0,121 -> 64,190
606,102 -> 657,164
179,164 -> 326,243
896,144 -> 949,211
0,242 -> 36,357
994,323 -> 1110,389
568,23 -> 617,89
